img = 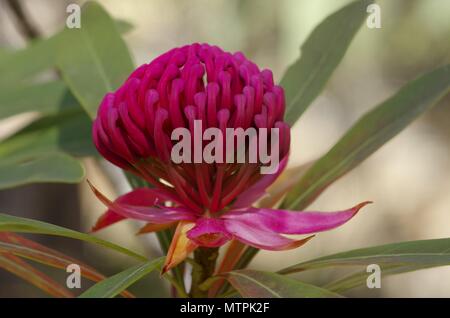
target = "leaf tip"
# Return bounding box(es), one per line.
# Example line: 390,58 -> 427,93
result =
353,201 -> 373,214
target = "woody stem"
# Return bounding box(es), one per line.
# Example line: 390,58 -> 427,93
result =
189,247 -> 219,298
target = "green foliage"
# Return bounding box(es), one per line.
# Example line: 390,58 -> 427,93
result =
0,232 -> 135,297
0,6 -> 133,189
0,253 -> 73,298
57,1 -> 134,118
0,18 -> 132,86
79,258 -> 164,298
282,237 -> 450,273
226,270 -> 341,298
0,153 -> 85,189
0,35 -> 60,87
55,1 -> 183,293
0,81 -> 78,120
279,238 -> 450,292
0,213 -> 146,260
0,110 -> 95,160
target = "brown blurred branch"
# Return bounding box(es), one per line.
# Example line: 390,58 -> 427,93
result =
6,0 -> 40,40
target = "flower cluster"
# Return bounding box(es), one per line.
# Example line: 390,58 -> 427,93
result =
90,43 -> 369,271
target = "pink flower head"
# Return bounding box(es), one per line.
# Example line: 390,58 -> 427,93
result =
93,43 -> 289,212
90,43 -> 370,271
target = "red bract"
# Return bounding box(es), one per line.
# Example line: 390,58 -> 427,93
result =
90,43 -> 370,272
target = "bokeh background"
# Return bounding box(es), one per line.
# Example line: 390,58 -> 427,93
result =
0,0 -> 449,297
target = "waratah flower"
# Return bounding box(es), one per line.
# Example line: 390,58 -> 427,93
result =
90,43 -> 370,272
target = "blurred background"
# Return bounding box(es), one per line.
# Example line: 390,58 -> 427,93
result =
0,0 -> 449,297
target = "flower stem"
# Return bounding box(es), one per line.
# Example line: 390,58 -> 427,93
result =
189,247 -> 219,298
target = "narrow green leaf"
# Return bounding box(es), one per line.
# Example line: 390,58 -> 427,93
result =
233,246 -> 259,271
279,238 -> 450,275
282,0 -> 372,125
283,64 -> 450,210
323,264 -> 424,293
0,252 -> 73,297
0,109 -> 93,188
0,153 -> 85,189
0,232 -> 132,297
57,1 -> 134,118
0,110 -> 96,160
226,270 -> 341,298
216,245 -> 259,296
0,81 -> 79,119
0,239 -> 134,298
0,239 -> 101,281
0,213 -> 146,261
79,258 -> 164,298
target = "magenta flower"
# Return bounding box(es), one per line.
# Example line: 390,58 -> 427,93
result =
90,43 -> 370,271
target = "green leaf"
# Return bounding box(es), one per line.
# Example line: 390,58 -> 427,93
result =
79,258 -> 164,298
0,213 -> 146,261
0,252 -> 73,297
0,36 -> 60,87
0,153 -> 85,189
0,110 -> 96,160
283,64 -> 450,210
0,109 -> 95,189
115,19 -> 134,34
282,0 -> 372,125
57,1 -> 134,118
0,81 -> 79,120
279,238 -> 450,279
226,270 -> 341,298
232,246 -> 259,272
0,48 -> 12,64
0,236 -> 103,281
323,264 -> 419,293
0,232 -> 133,297
0,19 -> 133,87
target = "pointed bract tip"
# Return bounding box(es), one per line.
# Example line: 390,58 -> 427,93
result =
297,234 -> 315,246
285,234 -> 315,250
90,215 -> 104,233
352,201 -> 373,214
160,265 -> 170,276
86,178 -> 95,189
86,179 -> 103,199
136,222 -> 176,236
90,223 -> 102,233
